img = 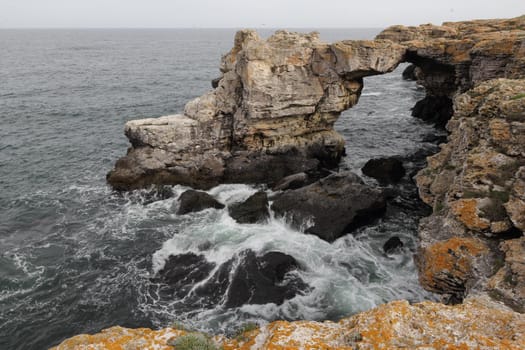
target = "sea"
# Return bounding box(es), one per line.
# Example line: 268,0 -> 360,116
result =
0,28 -> 440,350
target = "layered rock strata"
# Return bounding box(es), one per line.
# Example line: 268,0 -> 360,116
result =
414,79 -> 525,309
107,30 -> 405,190
52,297 -> 524,350
377,16 -> 525,126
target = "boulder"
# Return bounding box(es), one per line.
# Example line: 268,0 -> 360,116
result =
228,191 -> 269,224
194,250 -> 308,308
401,64 -> 417,80
362,157 -> 406,184
177,190 -> 225,215
154,252 -> 216,298
383,236 -> 404,254
271,172 -> 386,241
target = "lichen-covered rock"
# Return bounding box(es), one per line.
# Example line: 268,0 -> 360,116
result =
377,16 -> 525,96
51,297 -> 525,350
107,30 -> 404,190
414,79 -> 525,308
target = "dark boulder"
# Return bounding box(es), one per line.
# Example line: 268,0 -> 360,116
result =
154,253 -> 216,297
228,191 -> 269,224
412,95 -> 453,128
383,236 -> 404,254
402,64 -> 418,80
177,190 -> 225,215
211,77 -> 222,88
194,250 -> 308,308
362,157 -> 406,184
271,172 -> 386,242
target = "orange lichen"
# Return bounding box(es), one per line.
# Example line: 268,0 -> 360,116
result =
52,297 -> 525,350
419,237 -> 488,293
450,198 -> 491,230
490,119 -> 512,141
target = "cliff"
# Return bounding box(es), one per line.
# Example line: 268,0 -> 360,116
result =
376,17 -> 525,310
52,297 -> 524,349
76,16 -> 525,350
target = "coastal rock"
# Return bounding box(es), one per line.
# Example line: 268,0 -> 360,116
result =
362,157 -> 406,184
383,236 -> 404,254
107,30 -> 404,190
414,79 -> 525,307
194,250 -> 307,308
401,63 -> 418,80
271,172 -> 386,241
378,16 -> 525,129
52,297 -> 525,350
228,191 -> 269,224
377,16 -> 525,96
154,253 -> 216,298
177,190 -> 225,214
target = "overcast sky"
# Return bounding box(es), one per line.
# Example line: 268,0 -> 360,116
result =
1,0 -> 525,28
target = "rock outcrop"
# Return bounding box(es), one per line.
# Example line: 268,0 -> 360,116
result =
377,16 -> 525,128
51,296 -> 525,350
413,79 -> 525,309
271,172 -> 386,241
107,30 -> 405,190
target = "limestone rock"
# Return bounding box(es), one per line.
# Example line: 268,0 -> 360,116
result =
107,30 -> 404,190
52,297 -> 525,350
271,172 -> 386,241
414,78 -> 525,307
377,16 -> 525,96
361,157 -> 406,184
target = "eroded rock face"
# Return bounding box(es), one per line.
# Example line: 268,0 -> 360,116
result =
414,79 -> 525,307
52,297 -> 525,350
377,16 -> 525,96
378,16 -> 525,130
107,30 -> 405,190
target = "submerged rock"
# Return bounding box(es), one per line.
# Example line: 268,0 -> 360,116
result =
228,191 -> 269,224
177,190 -> 225,214
271,172 -> 386,241
52,297 -> 525,350
383,236 -> 404,254
362,157 -> 406,184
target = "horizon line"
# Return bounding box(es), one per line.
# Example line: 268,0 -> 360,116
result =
0,26 -> 386,30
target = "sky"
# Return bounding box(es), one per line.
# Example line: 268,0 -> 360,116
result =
1,0 -> 525,28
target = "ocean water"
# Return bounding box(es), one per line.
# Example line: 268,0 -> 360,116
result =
0,29 -> 439,350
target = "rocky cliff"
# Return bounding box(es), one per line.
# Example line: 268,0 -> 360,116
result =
82,16 -> 525,350
52,297 -> 524,349
106,30 -> 405,190
376,17 -> 525,310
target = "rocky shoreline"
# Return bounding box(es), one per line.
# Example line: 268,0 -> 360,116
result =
55,16 -> 524,349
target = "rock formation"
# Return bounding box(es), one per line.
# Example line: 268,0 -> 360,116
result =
51,296 -> 524,349
78,15 -> 525,350
271,171 -> 386,241
413,79 -> 525,309
378,16 -> 525,126
107,30 -> 404,190
374,16 -> 525,310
